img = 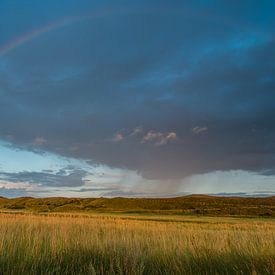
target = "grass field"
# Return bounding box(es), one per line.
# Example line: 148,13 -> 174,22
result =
0,212 -> 274,274
0,195 -> 274,217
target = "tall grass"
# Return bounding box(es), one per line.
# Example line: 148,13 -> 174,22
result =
0,213 -> 274,274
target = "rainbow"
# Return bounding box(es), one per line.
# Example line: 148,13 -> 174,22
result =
0,9 -> 113,57
0,7 -> 261,58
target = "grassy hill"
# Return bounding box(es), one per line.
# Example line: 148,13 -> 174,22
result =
0,195 -> 274,217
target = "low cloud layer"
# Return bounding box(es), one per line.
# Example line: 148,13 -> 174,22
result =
0,168 -> 87,187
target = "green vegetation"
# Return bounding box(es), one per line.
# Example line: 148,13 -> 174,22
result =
0,213 -> 274,274
0,195 -> 274,217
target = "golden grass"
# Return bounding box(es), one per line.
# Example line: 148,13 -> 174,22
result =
0,196 -> 274,217
0,213 -> 274,274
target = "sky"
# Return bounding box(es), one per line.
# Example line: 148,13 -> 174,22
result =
0,0 -> 274,198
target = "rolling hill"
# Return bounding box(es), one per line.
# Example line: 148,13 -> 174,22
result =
0,195 -> 274,217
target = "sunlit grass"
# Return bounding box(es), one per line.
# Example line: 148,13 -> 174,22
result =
0,213 -> 274,274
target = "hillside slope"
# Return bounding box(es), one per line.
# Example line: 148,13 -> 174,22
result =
0,195 -> 274,217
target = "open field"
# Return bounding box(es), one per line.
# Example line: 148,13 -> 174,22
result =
0,195 -> 274,217
0,212 -> 274,274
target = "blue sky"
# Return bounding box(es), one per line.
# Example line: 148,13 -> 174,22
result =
0,0 -> 274,197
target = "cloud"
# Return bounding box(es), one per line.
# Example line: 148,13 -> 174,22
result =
129,126 -> 143,137
181,170 -> 275,195
0,0 -> 274,188
141,131 -> 161,143
112,133 -> 124,143
141,131 -> 177,146
0,167 -> 88,187
0,187 -> 30,198
192,126 -> 208,134
71,187 -> 117,193
33,137 -> 47,145
112,126 -> 143,142
0,181 -> 31,190
102,190 -> 157,198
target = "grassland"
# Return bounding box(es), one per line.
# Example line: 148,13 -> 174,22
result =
0,212 -> 274,274
0,195 -> 274,217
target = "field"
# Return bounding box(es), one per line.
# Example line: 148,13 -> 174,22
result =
0,212 -> 274,274
0,195 -> 274,217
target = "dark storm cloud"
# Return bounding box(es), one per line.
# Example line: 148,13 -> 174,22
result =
0,168 -> 88,187
0,1 -> 275,180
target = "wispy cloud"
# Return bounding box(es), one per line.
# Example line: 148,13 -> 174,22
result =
129,126 -> 143,137
33,137 -> 47,145
112,133 -> 124,143
112,127 -> 143,142
192,126 -> 208,134
141,131 -> 177,146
